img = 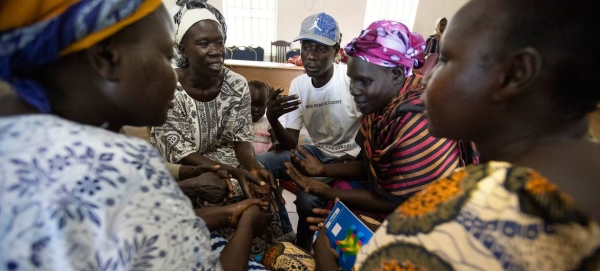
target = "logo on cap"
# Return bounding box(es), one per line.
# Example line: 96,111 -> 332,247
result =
312,13 -> 337,42
308,18 -> 323,32
294,13 -> 340,45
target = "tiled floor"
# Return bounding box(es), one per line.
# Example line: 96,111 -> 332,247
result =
282,189 -> 298,232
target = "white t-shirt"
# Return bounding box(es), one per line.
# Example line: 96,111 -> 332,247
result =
286,64 -> 361,158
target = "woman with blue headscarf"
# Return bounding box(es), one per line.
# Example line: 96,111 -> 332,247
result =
0,1 -> 271,270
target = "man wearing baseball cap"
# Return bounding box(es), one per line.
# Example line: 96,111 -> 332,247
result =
257,13 -> 361,250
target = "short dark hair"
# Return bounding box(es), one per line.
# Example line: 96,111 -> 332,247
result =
248,80 -> 270,99
500,0 -> 600,116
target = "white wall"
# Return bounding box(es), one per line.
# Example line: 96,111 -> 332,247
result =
161,0 -> 223,15
412,0 -> 469,36
276,0 -> 367,48
162,0 -> 469,47
162,0 -> 175,11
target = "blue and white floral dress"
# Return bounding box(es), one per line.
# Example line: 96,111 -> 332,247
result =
0,115 -> 222,271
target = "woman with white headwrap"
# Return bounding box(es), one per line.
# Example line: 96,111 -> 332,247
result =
150,0 -> 285,259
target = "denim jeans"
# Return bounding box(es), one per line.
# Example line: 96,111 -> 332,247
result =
257,145 -> 336,250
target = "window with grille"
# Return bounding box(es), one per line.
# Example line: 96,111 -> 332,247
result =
363,0 -> 420,30
222,0 -> 277,53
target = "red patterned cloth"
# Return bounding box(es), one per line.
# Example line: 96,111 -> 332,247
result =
358,76 -> 477,204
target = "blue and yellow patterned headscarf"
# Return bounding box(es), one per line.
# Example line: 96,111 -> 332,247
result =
0,0 -> 163,113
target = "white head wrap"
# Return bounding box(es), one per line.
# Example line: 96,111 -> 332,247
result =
175,7 -> 221,44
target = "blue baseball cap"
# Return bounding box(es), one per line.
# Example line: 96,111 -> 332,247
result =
293,13 -> 341,46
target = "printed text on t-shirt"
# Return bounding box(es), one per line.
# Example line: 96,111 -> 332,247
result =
306,100 -> 342,108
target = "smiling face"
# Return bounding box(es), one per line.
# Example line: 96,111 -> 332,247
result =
347,57 -> 404,115
300,40 -> 337,79
179,20 -> 225,77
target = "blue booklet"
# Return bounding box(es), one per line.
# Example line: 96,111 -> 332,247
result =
315,201 -> 374,271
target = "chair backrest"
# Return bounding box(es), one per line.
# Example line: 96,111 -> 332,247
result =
285,48 -> 300,60
270,40 -> 291,63
249,46 -> 264,61
413,53 -> 438,76
232,46 -> 257,61
225,47 -> 234,59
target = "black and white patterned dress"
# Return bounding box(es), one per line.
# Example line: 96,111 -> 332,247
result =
150,68 -> 253,167
150,68 -> 284,257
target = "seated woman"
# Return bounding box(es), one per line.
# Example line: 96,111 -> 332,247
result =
150,0 -> 283,256
315,0 -> 600,270
0,1 -> 270,270
284,20 -> 477,225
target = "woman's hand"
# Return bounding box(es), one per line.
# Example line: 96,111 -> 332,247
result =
285,162 -> 331,197
313,223 -> 337,257
313,223 -> 339,271
245,182 -> 281,213
306,207 -> 332,231
312,200 -> 340,271
228,166 -> 282,213
238,204 -> 272,237
291,146 -> 327,177
226,167 -> 267,198
178,172 -> 233,203
248,166 -> 285,204
248,167 -> 278,192
226,199 -> 269,227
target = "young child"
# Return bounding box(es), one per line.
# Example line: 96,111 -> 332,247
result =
249,80 -> 276,155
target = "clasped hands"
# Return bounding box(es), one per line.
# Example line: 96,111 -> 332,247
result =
218,164 -> 284,213
179,164 -> 283,212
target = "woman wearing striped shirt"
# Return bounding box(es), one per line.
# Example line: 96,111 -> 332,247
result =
283,20 -> 478,226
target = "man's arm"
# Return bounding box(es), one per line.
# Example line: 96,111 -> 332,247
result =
269,126 -> 300,150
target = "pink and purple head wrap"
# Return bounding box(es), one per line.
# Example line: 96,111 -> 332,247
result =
344,20 -> 425,76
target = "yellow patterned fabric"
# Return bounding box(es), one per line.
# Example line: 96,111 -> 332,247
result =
355,161 -> 600,271
0,0 -> 162,56
261,242 -> 317,271
0,0 -> 78,31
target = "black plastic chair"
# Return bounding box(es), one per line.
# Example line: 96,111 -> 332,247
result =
225,47 -> 234,59
232,46 -> 257,61
250,46 -> 264,61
